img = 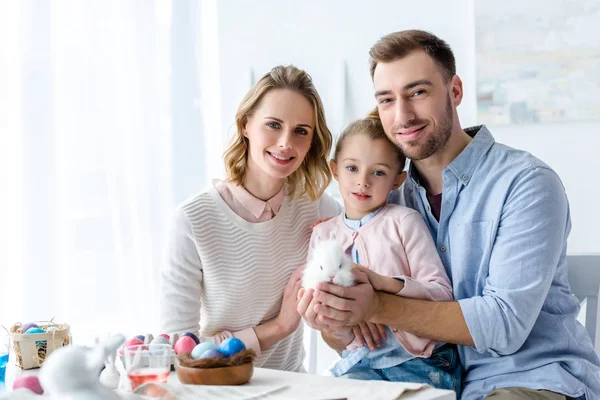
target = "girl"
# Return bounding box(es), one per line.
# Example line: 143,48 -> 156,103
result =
307,118 -> 461,392
160,65 -> 342,372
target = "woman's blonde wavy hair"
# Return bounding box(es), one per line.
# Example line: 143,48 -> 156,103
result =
223,65 -> 332,201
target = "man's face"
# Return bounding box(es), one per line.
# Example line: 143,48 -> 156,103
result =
373,50 -> 455,161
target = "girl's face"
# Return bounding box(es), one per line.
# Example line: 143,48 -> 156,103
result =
243,89 -> 315,181
331,134 -> 404,220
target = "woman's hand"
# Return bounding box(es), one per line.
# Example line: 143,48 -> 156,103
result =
274,264 -> 305,337
310,217 -> 333,229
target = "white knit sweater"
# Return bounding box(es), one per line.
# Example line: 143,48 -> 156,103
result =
160,184 -> 341,371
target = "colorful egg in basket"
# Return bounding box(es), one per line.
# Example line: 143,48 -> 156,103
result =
176,339 -> 256,385
9,321 -> 71,370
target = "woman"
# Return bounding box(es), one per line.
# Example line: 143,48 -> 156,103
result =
160,65 -> 341,371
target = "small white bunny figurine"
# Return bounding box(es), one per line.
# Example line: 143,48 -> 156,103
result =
39,334 -> 126,400
99,343 -> 121,390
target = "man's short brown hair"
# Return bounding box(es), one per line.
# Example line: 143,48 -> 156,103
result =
369,30 -> 456,82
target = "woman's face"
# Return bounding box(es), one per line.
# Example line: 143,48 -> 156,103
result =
244,89 -> 315,180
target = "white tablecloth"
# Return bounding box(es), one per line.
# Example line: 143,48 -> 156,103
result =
160,368 -> 455,400
2,365 -> 455,400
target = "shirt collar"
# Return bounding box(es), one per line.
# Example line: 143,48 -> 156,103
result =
406,125 -> 495,188
227,181 -> 285,219
343,206 -> 385,230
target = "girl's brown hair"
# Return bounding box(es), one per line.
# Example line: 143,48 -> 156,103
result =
333,117 -> 406,173
223,65 -> 332,200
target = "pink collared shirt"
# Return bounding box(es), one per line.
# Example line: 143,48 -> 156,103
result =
215,180 -> 285,222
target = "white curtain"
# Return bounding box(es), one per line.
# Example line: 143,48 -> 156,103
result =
0,0 -> 208,343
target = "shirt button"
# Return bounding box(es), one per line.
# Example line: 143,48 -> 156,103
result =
392,328 -> 398,333
440,245 -> 447,252
462,174 -> 468,181
425,205 -> 430,212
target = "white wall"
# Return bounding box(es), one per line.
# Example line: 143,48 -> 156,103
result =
209,0 -> 600,373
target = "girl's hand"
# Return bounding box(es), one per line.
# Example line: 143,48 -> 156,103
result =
274,264 -> 305,336
354,264 -> 403,294
352,322 -> 387,351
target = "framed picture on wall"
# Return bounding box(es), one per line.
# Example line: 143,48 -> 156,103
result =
475,0 -> 600,124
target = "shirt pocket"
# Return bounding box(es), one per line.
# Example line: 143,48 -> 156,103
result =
448,220 -> 494,296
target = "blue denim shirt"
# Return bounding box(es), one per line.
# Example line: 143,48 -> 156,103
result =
389,125 -> 600,400
329,207 -> 414,376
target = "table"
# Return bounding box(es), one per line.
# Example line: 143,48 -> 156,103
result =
159,368 -> 455,400
3,361 -> 455,400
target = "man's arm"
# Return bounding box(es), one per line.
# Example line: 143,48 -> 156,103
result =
313,285 -> 474,346
455,167 -> 569,355
371,294 -> 474,346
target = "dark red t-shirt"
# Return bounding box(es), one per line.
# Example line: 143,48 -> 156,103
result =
427,193 -> 442,221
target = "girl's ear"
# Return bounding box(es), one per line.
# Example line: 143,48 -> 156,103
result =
329,159 -> 339,181
392,171 -> 407,190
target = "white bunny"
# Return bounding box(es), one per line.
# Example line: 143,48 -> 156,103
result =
39,334 -> 126,400
302,233 -> 355,289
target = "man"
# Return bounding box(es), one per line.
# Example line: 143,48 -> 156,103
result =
298,30 -> 600,399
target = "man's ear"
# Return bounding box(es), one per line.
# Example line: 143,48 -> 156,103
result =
450,75 -> 463,108
329,159 -> 339,181
392,171 -> 407,190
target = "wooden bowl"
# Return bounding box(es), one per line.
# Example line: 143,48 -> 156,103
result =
176,362 -> 254,385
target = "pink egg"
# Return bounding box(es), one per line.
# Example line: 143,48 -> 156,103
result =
13,375 -> 44,394
173,336 -> 196,355
159,333 -> 170,341
119,337 -> 145,356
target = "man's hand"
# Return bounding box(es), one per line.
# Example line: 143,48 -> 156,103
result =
297,287 -> 355,348
313,266 -> 381,327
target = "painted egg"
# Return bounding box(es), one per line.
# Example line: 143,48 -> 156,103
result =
198,349 -> 224,359
119,337 -> 145,356
21,323 -> 39,333
148,336 -> 170,354
46,326 -> 58,332
134,335 -> 145,342
181,332 -> 200,345
13,375 -> 44,395
218,337 -> 246,357
151,336 -> 170,345
25,327 -> 45,334
190,342 -> 218,360
159,333 -> 170,341
173,336 -> 196,355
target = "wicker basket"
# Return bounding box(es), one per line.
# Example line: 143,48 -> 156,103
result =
9,321 -> 70,370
